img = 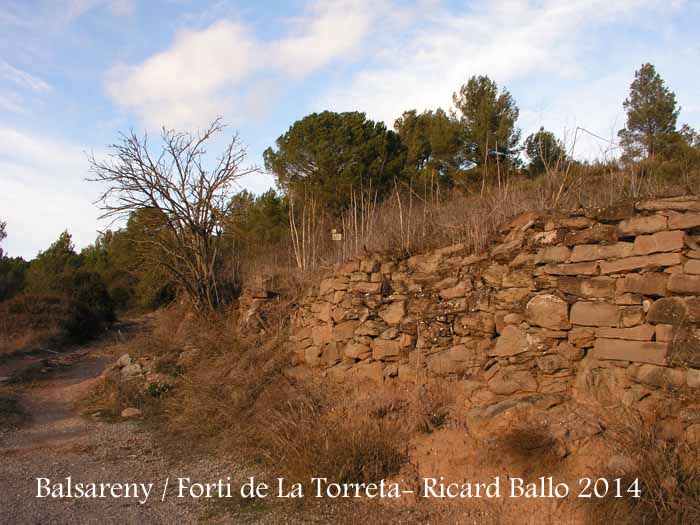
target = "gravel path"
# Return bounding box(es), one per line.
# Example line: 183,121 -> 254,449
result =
0,332 -> 205,524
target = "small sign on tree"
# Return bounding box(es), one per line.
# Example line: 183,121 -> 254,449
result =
331,228 -> 342,241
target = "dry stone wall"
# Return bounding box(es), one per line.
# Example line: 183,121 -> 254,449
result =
290,196 -> 700,414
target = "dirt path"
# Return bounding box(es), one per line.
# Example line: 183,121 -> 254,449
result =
0,322 -> 203,524
0,324 -> 460,524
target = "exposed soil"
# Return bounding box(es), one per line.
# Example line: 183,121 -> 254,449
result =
0,321 -> 442,524
0,320 -> 206,524
0,319 -> 532,524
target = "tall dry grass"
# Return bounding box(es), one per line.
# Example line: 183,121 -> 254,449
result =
235,161 -> 700,286
586,408 -> 700,524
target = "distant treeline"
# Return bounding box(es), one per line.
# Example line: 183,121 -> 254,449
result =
1,63 -> 699,330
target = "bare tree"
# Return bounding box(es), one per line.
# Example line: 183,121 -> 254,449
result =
88,118 -> 257,311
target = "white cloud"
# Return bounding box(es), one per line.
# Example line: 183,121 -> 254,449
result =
317,0 -> 685,158
62,0 -> 134,23
0,127 -> 102,258
105,0 -> 379,129
272,0 -> 379,77
107,20 -> 258,128
0,59 -> 51,93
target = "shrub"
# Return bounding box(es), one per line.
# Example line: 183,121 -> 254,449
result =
0,289 -> 113,355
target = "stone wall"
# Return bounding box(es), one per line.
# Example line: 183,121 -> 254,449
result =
290,196 -> 700,416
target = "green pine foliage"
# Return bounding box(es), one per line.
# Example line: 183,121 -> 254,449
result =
618,63 -> 680,161
263,111 -> 405,215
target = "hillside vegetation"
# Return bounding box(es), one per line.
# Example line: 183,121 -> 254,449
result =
3,63 -> 700,521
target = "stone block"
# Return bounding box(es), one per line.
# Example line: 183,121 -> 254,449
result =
626,363 -> 685,388
355,320 -> 382,336
304,345 -> 322,366
668,274 -> 700,294
580,277 -> 616,298
380,261 -> 397,274
595,324 -> 655,341
564,224 -> 618,246
408,253 -> 441,273
502,271 -> 534,289
617,215 -> 667,236
636,197 -> 700,212
544,261 -> 599,276
344,341 -> 370,359
615,293 -> 642,305
668,212 -> 700,229
295,338 -> 313,351
620,306 -> 644,327
352,362 -> 384,383
322,342 -> 342,366
568,327 -> 595,347
684,260 -> 700,274
453,312 -> 496,336
688,369 -> 700,389
599,253 -> 683,274
510,253 -> 537,267
592,338 -> 668,365
570,301 -> 620,327
311,301 -> 333,323
655,324 -> 675,342
535,245 -> 571,264
488,368 -> 538,395
632,230 -> 685,255
491,325 -> 544,356
525,294 -> 570,330
338,260 -> 359,273
595,202 -> 636,222
434,276 -> 458,290
397,364 -> 418,383
646,297 -> 691,325
494,287 -> 530,305
319,277 -> 349,295
311,324 -> 333,346
371,338 -> 401,359
352,281 -> 382,294
331,307 -> 347,323
491,239 -> 524,260
482,264 -> 507,286
536,354 -> 567,373
427,344 -> 484,375
379,301 -> 406,325
333,320 -> 359,341
556,341 -> 585,360
623,273 -> 668,297
439,281 -> 472,299
570,242 -> 634,262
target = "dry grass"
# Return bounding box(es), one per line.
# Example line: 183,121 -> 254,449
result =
586,409 -> 700,525
262,162 -> 700,276
257,393 -> 409,485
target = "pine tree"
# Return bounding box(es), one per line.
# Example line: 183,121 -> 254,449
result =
618,63 -> 679,161
524,127 -> 566,175
452,75 -> 520,166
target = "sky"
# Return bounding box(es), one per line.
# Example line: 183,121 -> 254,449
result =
1,0 -> 699,259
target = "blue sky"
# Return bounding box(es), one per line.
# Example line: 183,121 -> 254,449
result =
1,0 -> 699,259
